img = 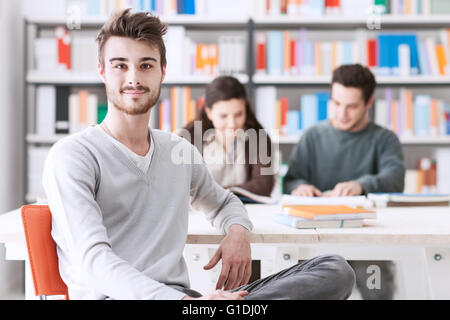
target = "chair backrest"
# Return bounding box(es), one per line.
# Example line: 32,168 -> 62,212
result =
21,205 -> 69,300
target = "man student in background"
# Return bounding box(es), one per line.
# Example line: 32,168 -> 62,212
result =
284,64 -> 406,299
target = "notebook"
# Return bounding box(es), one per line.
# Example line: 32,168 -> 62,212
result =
282,205 -> 376,221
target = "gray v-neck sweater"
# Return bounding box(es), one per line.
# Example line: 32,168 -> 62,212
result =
42,126 -> 252,300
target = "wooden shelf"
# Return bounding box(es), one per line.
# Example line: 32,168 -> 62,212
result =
26,71 -> 248,85
253,74 -> 450,85
252,14 -> 450,27
275,135 -> 450,145
25,15 -> 248,27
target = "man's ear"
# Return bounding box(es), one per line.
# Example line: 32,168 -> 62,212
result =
98,63 -> 105,83
366,95 -> 375,110
161,63 -> 166,83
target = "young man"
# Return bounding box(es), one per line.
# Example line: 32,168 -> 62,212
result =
43,9 -> 355,300
284,64 -> 405,299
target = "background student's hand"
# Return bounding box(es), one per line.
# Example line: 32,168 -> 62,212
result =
327,181 -> 363,197
203,224 -> 252,290
291,184 -> 322,197
182,290 -> 248,300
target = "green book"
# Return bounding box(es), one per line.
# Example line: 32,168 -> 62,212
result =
97,103 -> 107,124
431,0 -> 450,14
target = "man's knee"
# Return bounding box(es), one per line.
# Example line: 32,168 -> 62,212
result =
321,254 -> 356,299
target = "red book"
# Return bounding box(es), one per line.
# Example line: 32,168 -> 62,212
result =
256,33 -> 267,73
367,39 -> 377,68
281,97 -> 288,135
281,0 -> 287,13
290,40 -> 296,71
55,27 -> 71,70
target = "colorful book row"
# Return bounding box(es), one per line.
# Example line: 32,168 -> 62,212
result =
35,85 -> 106,136
256,0 -> 450,17
375,88 -> 450,137
255,29 -> 450,77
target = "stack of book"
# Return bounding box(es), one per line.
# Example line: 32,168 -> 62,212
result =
274,204 -> 376,229
368,193 -> 450,207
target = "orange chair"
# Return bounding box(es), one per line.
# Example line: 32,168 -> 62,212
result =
21,205 -> 69,300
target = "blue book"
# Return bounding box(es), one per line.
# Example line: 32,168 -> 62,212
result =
273,213 -> 364,229
309,0 -> 325,16
177,0 -> 184,14
132,0 -> 142,11
298,110 -> 303,131
184,0 -> 195,14
301,95 -> 318,131
393,34 -> 419,76
414,95 -> 431,137
342,41 -> 353,65
287,110 -> 300,136
316,92 -> 330,122
151,0 -> 156,11
418,41 -> 429,75
377,34 -> 394,75
87,0 -> 100,15
267,31 -> 283,76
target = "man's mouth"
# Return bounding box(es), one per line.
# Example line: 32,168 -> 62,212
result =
122,90 -> 147,96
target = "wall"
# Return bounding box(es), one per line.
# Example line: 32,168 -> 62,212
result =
0,0 -> 25,299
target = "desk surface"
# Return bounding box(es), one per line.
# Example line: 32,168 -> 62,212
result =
1,205 -> 450,247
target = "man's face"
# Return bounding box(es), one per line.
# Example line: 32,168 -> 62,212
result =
100,36 -> 165,115
330,82 -> 371,132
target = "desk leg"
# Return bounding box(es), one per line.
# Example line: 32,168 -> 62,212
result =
425,248 -> 450,300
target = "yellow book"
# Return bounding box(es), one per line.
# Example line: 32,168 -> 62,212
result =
282,205 -> 376,221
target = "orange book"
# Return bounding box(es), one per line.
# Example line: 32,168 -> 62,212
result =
403,0 -> 411,14
436,45 -> 447,75
430,98 -> 439,135
283,31 -> 291,74
315,42 -> 321,75
275,100 -> 281,134
196,45 -> 204,74
115,0 -> 122,10
78,90 -> 89,125
282,205 -> 376,221
404,90 -> 414,134
184,87 -> 191,123
210,44 -> 219,75
331,42 -> 337,71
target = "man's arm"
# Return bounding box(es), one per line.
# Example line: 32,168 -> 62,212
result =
43,142 -> 185,300
355,131 -> 405,194
283,134 -> 316,194
188,141 -> 253,292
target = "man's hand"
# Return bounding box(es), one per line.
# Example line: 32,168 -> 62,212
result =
203,225 -> 252,290
291,184 -> 322,197
327,181 -> 363,197
182,290 -> 248,300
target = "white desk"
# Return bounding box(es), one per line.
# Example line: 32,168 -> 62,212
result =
1,204 -> 449,299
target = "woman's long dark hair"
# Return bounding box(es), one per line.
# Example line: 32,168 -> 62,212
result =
185,75 -> 270,146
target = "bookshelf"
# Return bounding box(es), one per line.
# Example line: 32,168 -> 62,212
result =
23,0 -> 450,202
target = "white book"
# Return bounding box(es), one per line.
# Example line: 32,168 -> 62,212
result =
195,0 -> 207,17
375,99 -> 388,128
398,44 -> 411,77
87,94 -> 98,126
321,42 -> 332,76
422,0 -> 431,15
425,37 -> 439,76
164,26 -> 185,78
36,85 -> 56,136
269,0 -> 281,16
255,86 -> 277,137
34,38 -> 58,71
69,93 -> 79,133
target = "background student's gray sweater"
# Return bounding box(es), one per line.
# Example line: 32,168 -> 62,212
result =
42,126 -> 253,300
284,121 -> 405,194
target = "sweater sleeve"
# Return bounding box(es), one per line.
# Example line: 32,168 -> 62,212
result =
42,140 -> 185,300
188,141 -> 253,234
283,133 -> 314,194
355,131 -> 406,194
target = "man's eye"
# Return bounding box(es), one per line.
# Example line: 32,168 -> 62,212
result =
116,64 -> 126,69
141,64 -> 152,69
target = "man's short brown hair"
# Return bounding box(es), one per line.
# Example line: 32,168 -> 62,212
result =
96,8 -> 168,69
331,64 -> 376,104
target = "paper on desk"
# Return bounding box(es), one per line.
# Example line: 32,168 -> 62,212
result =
280,195 -> 373,208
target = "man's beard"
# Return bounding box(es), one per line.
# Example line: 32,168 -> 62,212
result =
106,83 -> 162,115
